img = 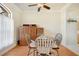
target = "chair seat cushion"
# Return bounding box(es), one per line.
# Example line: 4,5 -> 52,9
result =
30,40 -> 36,47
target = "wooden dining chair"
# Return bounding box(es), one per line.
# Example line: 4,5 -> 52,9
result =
52,33 -> 62,56
35,35 -> 54,56
27,40 -> 37,56
25,33 -> 37,56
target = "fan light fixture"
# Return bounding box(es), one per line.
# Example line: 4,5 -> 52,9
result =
28,3 -> 50,12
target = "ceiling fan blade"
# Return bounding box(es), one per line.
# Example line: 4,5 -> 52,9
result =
43,5 -> 50,10
28,4 -> 37,7
38,7 -> 41,12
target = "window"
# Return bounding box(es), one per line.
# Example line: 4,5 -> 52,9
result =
0,5 -> 14,51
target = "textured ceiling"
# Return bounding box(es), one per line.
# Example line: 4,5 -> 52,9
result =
14,3 -> 66,11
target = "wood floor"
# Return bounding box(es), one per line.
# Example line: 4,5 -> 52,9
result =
3,45 -> 77,56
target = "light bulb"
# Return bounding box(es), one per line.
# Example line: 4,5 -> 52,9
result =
37,4 -> 43,7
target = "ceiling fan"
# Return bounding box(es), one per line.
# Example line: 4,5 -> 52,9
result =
28,3 -> 50,12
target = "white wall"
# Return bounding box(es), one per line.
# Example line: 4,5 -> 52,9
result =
60,4 -> 79,55
65,4 -> 79,55
21,10 -> 62,37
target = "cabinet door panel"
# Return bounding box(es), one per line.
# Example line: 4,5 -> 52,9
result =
37,28 -> 44,37
29,25 -> 37,40
19,26 -> 27,46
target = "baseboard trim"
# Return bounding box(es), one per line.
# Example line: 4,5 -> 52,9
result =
0,43 -> 17,56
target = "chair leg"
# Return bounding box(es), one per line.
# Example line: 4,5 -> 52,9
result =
36,51 -> 38,56
33,49 -> 36,56
50,50 -> 56,56
36,49 -> 39,56
27,48 -> 31,56
28,48 -> 37,56
56,49 -> 59,56
33,49 -> 38,56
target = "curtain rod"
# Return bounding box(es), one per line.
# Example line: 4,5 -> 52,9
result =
0,5 -> 6,14
0,3 -> 10,14
0,3 -> 12,18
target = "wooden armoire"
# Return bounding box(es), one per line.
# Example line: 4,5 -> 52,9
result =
19,24 -> 44,46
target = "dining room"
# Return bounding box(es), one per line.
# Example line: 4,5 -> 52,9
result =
0,3 -> 79,56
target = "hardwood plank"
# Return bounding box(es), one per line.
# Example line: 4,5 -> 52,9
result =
3,45 -> 77,56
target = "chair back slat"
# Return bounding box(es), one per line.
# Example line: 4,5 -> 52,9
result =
36,35 -> 54,54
